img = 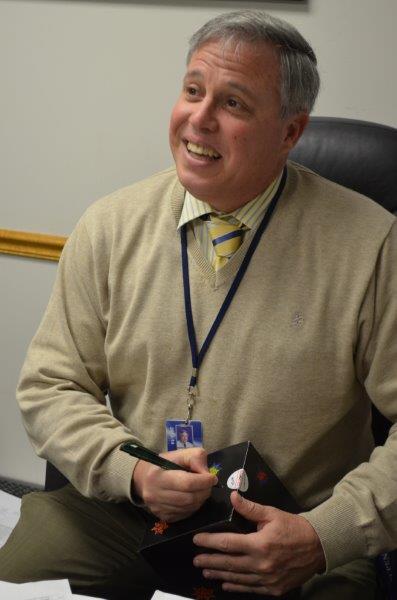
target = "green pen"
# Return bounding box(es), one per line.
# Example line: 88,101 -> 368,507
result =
120,441 -> 224,487
120,441 -> 190,471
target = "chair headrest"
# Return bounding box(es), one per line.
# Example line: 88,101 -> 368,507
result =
289,117 -> 397,215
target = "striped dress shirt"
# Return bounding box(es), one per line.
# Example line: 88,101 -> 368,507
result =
177,172 -> 283,266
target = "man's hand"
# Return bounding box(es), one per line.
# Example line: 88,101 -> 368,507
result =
193,491 -> 325,596
132,448 -> 217,522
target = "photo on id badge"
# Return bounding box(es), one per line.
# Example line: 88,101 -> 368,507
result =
166,420 -> 203,451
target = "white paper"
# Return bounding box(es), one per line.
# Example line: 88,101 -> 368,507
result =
151,591 -> 193,600
72,595 -> 106,599
71,595 -> 106,599
0,578 -> 71,599
0,579 -> 106,600
0,490 -> 21,548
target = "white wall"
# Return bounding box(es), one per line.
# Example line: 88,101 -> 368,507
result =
1,0 -> 396,485
0,255 -> 57,485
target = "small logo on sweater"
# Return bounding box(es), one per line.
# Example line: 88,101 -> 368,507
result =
292,312 -> 304,327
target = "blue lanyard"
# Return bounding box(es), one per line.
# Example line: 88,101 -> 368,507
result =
180,166 -> 287,421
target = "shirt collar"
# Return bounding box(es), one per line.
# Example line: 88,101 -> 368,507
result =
177,194 -> 213,230
177,171 -> 283,231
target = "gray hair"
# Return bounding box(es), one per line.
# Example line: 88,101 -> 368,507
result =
187,10 -> 320,118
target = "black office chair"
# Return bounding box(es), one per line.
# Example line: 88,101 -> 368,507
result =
289,116 -> 397,215
46,117 -> 397,598
290,116 -> 397,446
290,116 -> 397,600
45,461 -> 68,491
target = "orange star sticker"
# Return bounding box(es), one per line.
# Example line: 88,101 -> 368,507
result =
257,470 -> 268,482
151,521 -> 169,535
193,586 -> 216,600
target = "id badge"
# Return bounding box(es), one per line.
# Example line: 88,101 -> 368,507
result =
165,419 -> 203,451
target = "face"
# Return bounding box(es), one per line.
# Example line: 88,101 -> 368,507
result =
180,431 -> 189,443
169,40 -> 308,211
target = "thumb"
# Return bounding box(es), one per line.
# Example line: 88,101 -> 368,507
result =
230,491 -> 277,523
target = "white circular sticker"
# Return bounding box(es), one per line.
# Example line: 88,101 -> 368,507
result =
226,468 -> 249,492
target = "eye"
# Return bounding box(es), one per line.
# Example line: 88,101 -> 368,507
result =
185,85 -> 199,98
226,98 -> 243,110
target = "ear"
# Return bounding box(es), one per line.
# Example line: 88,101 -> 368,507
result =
283,112 -> 309,152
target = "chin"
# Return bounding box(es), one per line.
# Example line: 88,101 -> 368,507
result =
176,169 -> 210,201
183,183 -> 215,204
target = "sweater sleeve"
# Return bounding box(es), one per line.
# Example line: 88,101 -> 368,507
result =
16,213 -> 139,502
300,218 -> 397,571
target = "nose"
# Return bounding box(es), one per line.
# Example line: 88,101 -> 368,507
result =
189,98 -> 218,133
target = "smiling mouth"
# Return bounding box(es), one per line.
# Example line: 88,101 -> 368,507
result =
185,140 -> 221,160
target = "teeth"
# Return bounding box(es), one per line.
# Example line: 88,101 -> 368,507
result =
187,142 -> 220,159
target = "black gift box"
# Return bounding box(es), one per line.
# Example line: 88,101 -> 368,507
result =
140,441 -> 301,600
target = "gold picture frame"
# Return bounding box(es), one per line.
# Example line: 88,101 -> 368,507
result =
0,229 -> 67,262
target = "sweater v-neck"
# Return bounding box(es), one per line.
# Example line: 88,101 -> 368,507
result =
170,178 -> 276,290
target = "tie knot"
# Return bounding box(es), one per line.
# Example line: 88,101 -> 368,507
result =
208,214 -> 245,269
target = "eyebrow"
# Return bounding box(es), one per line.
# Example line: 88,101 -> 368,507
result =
183,70 -> 255,100
183,69 -> 204,82
227,81 -> 255,100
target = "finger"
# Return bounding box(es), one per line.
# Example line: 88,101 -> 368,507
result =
150,489 -> 210,511
230,491 -> 278,523
153,468 -> 216,493
194,552 -> 252,573
161,448 -> 209,474
193,531 -> 253,554
202,569 -> 263,585
162,448 -> 218,485
188,450 -> 212,475
149,499 -> 205,521
169,471 -> 216,494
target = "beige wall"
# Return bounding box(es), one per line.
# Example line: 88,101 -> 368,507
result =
1,0 -> 396,485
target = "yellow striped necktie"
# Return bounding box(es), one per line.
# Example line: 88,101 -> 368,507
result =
208,214 -> 245,270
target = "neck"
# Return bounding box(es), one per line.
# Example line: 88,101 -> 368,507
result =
198,167 -> 285,213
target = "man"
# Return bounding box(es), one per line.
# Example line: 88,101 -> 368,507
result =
176,429 -> 194,449
1,9 -> 396,600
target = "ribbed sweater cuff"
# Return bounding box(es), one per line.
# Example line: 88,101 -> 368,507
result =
100,445 -> 139,502
300,494 -> 368,572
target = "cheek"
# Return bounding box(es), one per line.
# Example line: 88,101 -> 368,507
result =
169,102 -> 189,139
229,129 -> 257,161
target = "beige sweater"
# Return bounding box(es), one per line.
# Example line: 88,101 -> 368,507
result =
17,162 -> 397,571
